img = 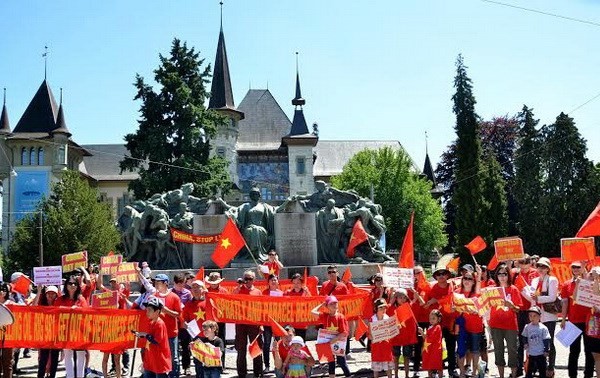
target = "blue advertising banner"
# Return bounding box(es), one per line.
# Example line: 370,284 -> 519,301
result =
14,170 -> 50,221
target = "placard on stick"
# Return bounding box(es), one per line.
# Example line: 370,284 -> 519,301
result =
382,266 -> 414,289
494,237 -> 524,261
33,266 -> 63,286
574,279 -> 600,309
115,262 -> 137,283
100,254 -> 123,275
91,291 -> 119,308
561,238 -> 596,262
62,251 -> 88,273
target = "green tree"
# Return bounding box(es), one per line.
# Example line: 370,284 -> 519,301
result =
6,170 -> 120,272
331,147 -> 447,259
451,55 -> 486,257
480,149 -> 508,242
120,38 -> 230,200
514,105 -> 544,253
538,113 -> 600,255
435,142 -> 457,252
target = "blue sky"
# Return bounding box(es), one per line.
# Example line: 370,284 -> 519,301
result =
1,0 -> 599,169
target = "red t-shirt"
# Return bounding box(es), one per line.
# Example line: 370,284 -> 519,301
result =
207,286 -> 229,294
284,288 -> 310,297
410,286 -> 431,324
319,281 -> 349,296
424,283 -> 456,330
182,298 -> 207,324
152,291 -> 182,338
370,315 -> 393,362
234,285 -> 262,296
262,261 -> 281,279
386,305 -> 417,346
479,279 -> 496,289
143,318 -> 172,374
489,285 -> 522,330
81,280 -> 96,303
317,312 -> 348,335
561,280 -> 589,324
55,295 -> 89,308
458,289 -> 483,334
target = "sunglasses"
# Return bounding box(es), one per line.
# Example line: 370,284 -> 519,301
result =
374,278 -> 383,282
463,277 -> 474,281
268,253 -> 276,256
572,266 -> 582,269
536,264 -> 548,268
202,325 -> 212,330
244,277 -> 254,281
67,282 -> 78,286
497,273 -> 508,277
327,271 -> 337,274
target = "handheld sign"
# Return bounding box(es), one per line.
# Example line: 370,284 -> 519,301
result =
494,237 -> 524,261
382,266 -> 414,289
33,266 -> 63,286
91,291 -> 119,309
62,251 -> 88,273
115,262 -> 138,283
100,254 -> 123,276
561,237 -> 596,262
369,315 -> 400,343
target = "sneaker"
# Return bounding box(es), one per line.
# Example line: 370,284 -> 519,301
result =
183,368 -> 191,376
121,368 -> 129,376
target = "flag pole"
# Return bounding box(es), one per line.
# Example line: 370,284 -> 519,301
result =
225,215 -> 263,273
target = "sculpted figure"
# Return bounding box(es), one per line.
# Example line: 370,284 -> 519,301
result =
294,181 -> 360,213
118,206 -> 142,259
316,199 -> 347,263
170,202 -> 194,232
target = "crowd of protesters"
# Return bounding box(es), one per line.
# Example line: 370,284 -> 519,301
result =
2,250 -> 600,378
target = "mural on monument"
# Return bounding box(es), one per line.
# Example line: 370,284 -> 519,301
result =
117,181 -> 393,269
13,170 -> 50,221
238,161 -> 288,201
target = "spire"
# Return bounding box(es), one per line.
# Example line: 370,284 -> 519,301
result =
292,52 -> 305,106
423,132 -> 436,185
43,46 -> 49,80
288,52 -> 310,136
13,80 -> 59,133
52,88 -> 71,137
0,88 -> 10,135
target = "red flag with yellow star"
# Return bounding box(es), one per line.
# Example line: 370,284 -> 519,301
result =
354,318 -> 369,341
248,335 -> 262,359
395,303 -> 417,346
211,218 -> 245,268
465,235 -> 487,255
422,324 -> 443,371
347,219 -> 368,258
398,212 -> 415,268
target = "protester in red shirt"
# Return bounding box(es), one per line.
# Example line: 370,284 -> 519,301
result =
284,273 -> 311,342
479,266 -> 495,288
139,297 -> 172,378
261,250 -> 284,279
55,276 -> 89,378
262,274 -> 283,371
411,265 -> 431,374
387,289 -> 418,378
151,274 -> 181,378
182,280 -> 209,376
319,266 -> 349,296
457,269 -> 483,378
311,295 -> 351,378
488,263 -> 522,378
33,285 -> 60,378
560,261 -> 594,378
424,267 -> 457,378
232,270 -> 263,378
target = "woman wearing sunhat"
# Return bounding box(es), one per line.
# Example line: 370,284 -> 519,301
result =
529,257 -> 559,377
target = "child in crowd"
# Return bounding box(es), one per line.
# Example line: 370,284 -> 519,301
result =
369,298 -> 394,378
198,320 -> 225,378
388,289 -> 418,378
419,310 -> 443,378
282,336 -> 314,378
522,306 -> 550,378
138,297 -> 172,378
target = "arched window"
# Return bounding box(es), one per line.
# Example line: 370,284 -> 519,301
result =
21,147 -> 28,165
38,148 -> 44,165
30,147 -> 37,165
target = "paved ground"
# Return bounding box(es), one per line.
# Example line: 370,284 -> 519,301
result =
11,334 -> 583,378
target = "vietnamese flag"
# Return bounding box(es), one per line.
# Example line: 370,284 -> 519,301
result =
488,253 -> 500,271
514,274 -> 528,292
211,218 -> 246,268
577,202 -> 600,237
354,318 -> 369,341
195,267 -> 205,281
269,316 -> 288,337
422,325 -> 443,371
395,303 -> 418,345
398,212 -> 415,268
446,257 -> 460,272
316,342 -> 334,363
347,219 -> 369,258
12,274 -> 33,296
248,335 -> 262,359
465,236 -> 487,255
341,267 -> 352,282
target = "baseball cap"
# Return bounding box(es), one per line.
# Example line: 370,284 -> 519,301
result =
144,297 -> 163,309
45,286 -> 59,294
191,280 -> 205,288
154,274 -> 169,282
291,336 -> 305,347
528,306 -> 541,315
460,264 -> 474,273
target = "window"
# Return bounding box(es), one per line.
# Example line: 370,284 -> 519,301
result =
216,147 -> 226,158
37,148 -> 44,165
30,148 -> 37,165
21,147 -> 28,165
296,157 -> 306,175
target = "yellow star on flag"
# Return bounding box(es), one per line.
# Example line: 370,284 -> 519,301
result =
398,320 -> 406,329
194,308 -> 206,320
326,324 -> 338,332
269,267 -> 275,275
422,340 -> 431,352
220,238 -> 231,249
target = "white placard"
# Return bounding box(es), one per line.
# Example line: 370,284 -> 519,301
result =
574,280 -> 600,308
33,266 -> 63,286
382,266 -> 414,289
556,321 -> 583,347
186,319 -> 201,338
316,328 -> 346,356
369,315 -> 400,343
269,290 -> 283,297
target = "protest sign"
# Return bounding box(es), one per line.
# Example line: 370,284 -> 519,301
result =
115,262 -> 137,283
574,279 -> 600,308
171,229 -> 220,244
206,292 -> 369,327
33,266 -> 63,286
561,238 -> 596,262
317,328 -> 346,356
382,266 -> 414,289
369,315 -> 399,343
91,291 -> 119,309
475,287 -> 506,316
494,238 -> 524,261
62,251 -> 88,273
3,305 -> 148,352
452,294 -> 478,314
100,254 -> 123,276
190,339 -> 222,367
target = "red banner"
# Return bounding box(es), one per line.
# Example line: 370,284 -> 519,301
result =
3,305 -> 149,352
171,229 -> 219,244
206,292 -> 369,327
561,237 -> 596,262
550,258 -> 574,285
218,276 -> 319,296
62,251 -> 88,273
494,237 -> 524,261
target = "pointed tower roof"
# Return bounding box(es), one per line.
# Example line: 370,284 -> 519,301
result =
0,89 -> 10,135
288,54 -> 312,137
208,7 -> 244,120
423,152 -> 436,185
52,89 -> 71,136
13,80 -> 58,133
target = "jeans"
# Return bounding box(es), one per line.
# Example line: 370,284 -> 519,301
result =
569,323 -> 595,378
193,359 -> 204,378
262,326 -> 273,369
525,355 -> 546,378
144,372 -> 168,378
64,350 -> 86,378
543,321 -> 556,370
443,327 -> 457,375
37,349 -> 59,378
168,337 -> 180,378
179,329 -> 192,370
328,356 -> 351,377
202,367 -> 221,378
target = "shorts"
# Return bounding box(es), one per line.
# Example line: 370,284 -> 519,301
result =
392,345 -> 413,358
466,332 -> 483,354
372,361 -> 394,372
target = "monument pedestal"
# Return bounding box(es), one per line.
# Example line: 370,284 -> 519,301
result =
192,214 -> 227,268
274,212 -> 318,266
